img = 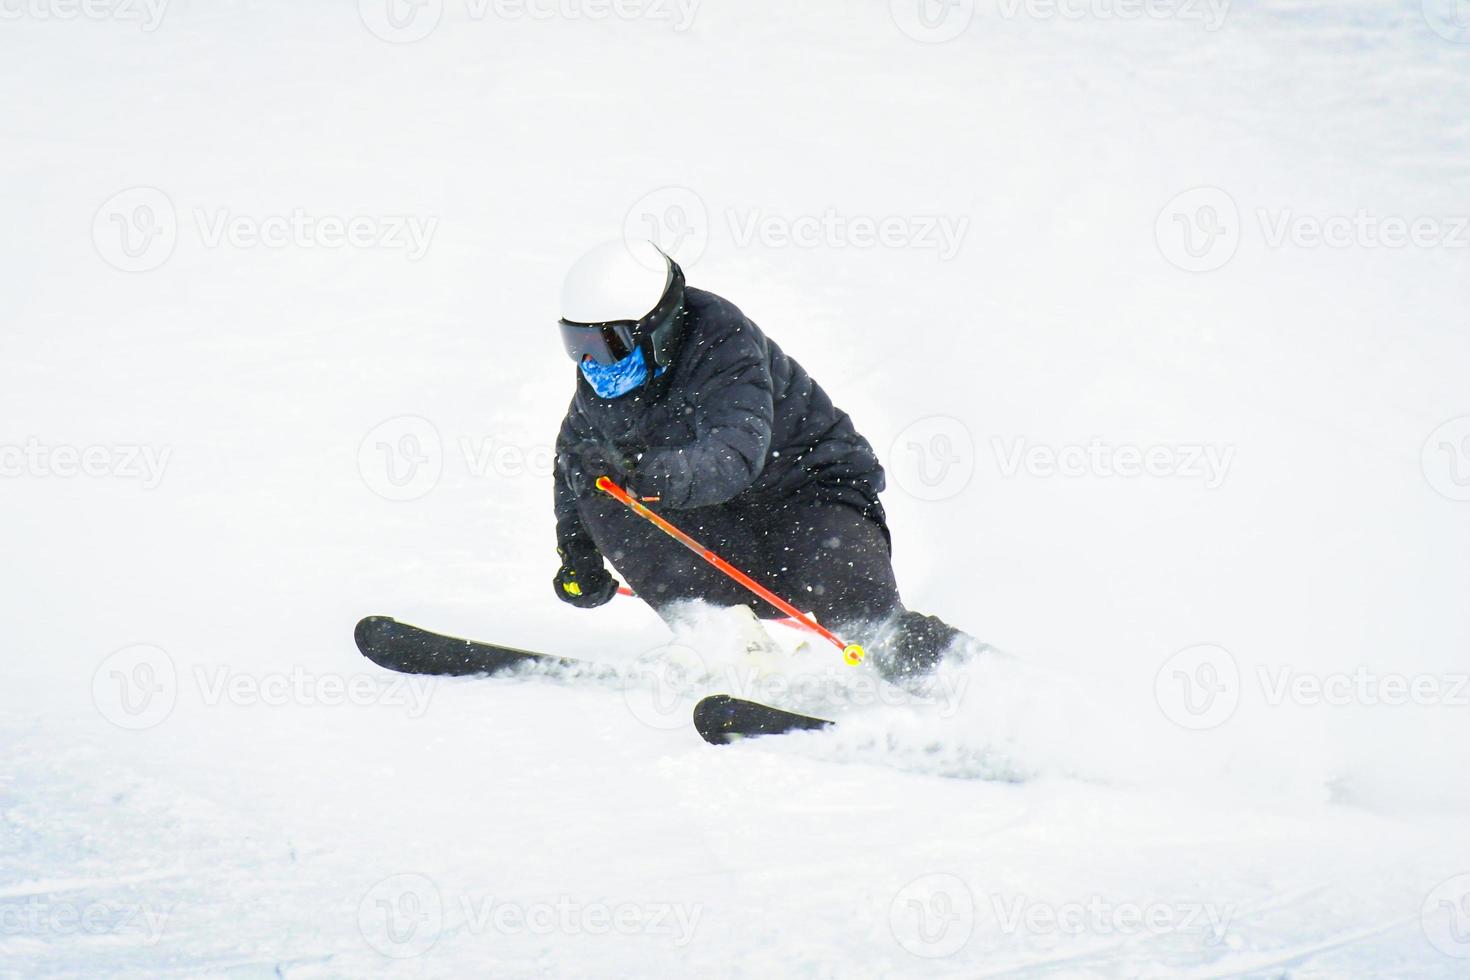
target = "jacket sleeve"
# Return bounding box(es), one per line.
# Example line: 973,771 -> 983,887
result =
553,404 -> 598,557
635,325 -> 774,510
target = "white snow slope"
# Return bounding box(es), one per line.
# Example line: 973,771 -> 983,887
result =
4,1 -> 1470,977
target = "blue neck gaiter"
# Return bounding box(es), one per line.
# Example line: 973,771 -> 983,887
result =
580,347 -> 655,399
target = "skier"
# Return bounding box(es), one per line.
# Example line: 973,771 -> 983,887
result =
550,240 -> 965,678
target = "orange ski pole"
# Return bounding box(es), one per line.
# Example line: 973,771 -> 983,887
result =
595,476 -> 866,666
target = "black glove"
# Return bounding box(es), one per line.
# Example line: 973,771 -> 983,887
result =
627,449 -> 678,502
566,442 -> 636,497
552,538 -> 618,609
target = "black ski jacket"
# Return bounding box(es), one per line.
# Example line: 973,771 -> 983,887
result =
553,287 -> 885,552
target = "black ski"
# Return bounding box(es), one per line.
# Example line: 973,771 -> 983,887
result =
354,616 -> 588,677
692,694 -> 834,745
356,620 -> 836,742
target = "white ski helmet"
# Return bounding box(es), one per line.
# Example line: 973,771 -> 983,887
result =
558,240 -> 686,368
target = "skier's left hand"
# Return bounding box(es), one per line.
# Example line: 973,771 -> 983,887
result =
552,540 -> 618,609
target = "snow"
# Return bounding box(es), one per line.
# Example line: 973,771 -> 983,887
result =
4,0 -> 1470,976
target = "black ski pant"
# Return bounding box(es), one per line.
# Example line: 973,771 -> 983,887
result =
575,490 -> 960,677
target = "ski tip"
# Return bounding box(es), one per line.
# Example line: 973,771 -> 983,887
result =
353,616 -> 397,658
692,694 -> 833,746
692,695 -> 742,745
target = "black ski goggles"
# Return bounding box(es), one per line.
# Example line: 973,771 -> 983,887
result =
559,319 -> 639,366
559,262 -> 686,367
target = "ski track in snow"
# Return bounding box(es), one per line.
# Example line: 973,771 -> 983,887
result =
5,0 -> 1470,976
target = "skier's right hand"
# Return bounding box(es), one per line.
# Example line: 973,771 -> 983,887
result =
568,442 -> 636,497
553,540 -> 618,609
